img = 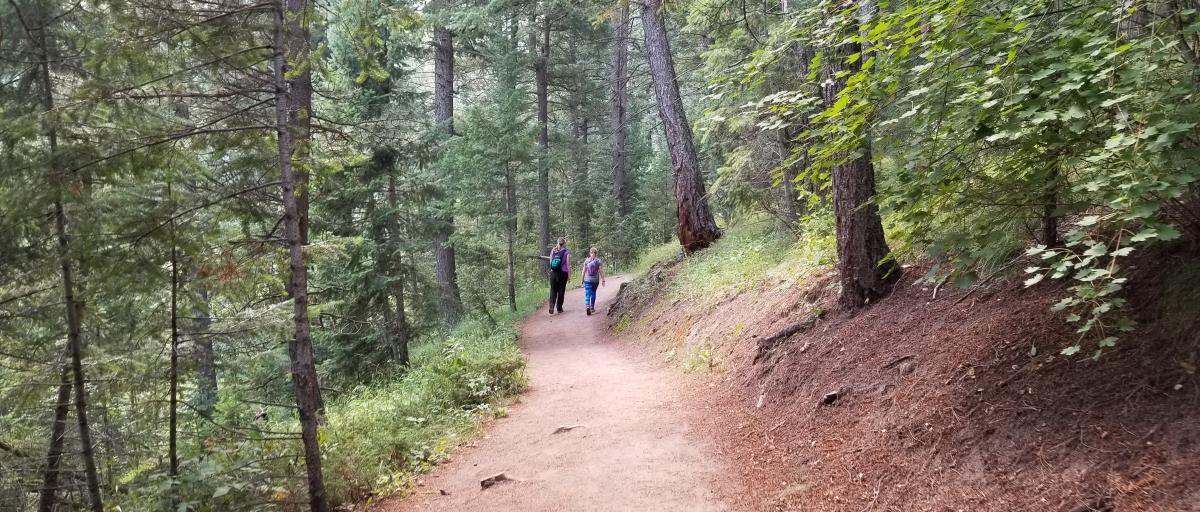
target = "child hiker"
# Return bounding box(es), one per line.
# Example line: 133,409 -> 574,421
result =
581,247 -> 606,315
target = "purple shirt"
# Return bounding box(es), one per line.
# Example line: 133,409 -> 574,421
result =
583,257 -> 602,282
552,247 -> 571,273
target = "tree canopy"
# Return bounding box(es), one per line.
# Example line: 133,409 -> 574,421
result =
1,0 -> 1198,509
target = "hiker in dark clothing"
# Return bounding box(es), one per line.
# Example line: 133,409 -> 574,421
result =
548,238 -> 571,314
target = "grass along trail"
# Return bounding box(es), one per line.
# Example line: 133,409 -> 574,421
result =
377,276 -> 738,512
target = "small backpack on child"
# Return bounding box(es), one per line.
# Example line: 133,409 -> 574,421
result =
584,258 -> 601,280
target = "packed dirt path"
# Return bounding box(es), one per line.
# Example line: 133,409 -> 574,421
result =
378,277 -> 738,512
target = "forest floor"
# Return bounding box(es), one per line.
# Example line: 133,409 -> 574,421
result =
373,276 -> 746,512
607,238 -> 1200,512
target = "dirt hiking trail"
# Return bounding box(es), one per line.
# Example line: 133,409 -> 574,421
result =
378,277 -> 740,512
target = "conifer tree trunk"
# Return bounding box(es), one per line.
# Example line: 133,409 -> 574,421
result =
576,117 -> 591,248
1041,162 -> 1062,247
168,205 -> 180,484
29,11 -> 74,506
193,282 -> 217,419
37,368 -> 71,512
432,24 -> 464,324
272,1 -> 330,510
535,11 -> 552,256
609,2 -> 631,224
386,176 -> 409,365
777,127 -> 801,229
23,2 -> 105,508
641,0 -> 721,253
433,26 -> 454,131
569,36 -> 592,249
820,3 -> 899,309
57,192 -> 104,512
776,43 -> 816,231
505,163 -> 518,311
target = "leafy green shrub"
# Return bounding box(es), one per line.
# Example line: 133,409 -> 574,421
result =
319,309 -> 532,503
120,289 -> 542,510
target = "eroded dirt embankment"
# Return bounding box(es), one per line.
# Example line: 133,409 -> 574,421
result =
608,247 -> 1200,512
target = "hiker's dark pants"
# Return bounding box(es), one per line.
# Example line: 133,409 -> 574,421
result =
548,270 -> 568,312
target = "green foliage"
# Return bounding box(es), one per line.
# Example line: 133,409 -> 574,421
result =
684,343 -> 718,372
630,214 -> 835,306
112,289 -> 535,510
6,0 -> 1200,510
630,241 -> 684,275
881,0 -> 1200,355
724,0 -> 1200,354
320,309 -> 531,503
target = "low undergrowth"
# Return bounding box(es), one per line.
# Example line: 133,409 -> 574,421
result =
611,216 -> 837,370
620,215 -> 834,318
152,289 -> 542,511
322,320 -> 529,504
320,288 -> 544,505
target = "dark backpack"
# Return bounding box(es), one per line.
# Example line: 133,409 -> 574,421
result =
550,248 -> 564,271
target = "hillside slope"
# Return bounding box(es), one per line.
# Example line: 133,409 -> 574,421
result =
608,227 -> 1200,511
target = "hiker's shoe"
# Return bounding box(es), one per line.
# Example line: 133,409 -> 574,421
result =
557,308 -> 564,314
586,307 -> 592,316
548,308 -> 555,315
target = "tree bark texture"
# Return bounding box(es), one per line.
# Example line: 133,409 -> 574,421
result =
1041,162 -> 1061,247
569,36 -> 592,250
29,2 -> 105,507
575,116 -> 591,249
272,1 -> 330,510
505,164 -> 518,311
433,25 -> 455,135
536,11 -> 552,256
193,282 -> 217,418
432,24 -> 464,324
290,5 -> 312,246
386,176 -> 409,365
609,2 -> 631,222
36,367 -> 71,512
168,210 -> 180,482
820,11 -> 900,309
58,200 -> 104,512
777,127 -> 802,230
432,230 -> 462,324
641,0 -> 721,254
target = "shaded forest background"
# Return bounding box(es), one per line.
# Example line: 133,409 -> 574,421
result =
2,0 -> 1199,510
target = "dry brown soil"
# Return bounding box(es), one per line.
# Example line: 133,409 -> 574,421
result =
375,277 -> 744,512
611,248 -> 1200,512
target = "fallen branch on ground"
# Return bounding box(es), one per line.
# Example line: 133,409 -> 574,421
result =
754,309 -> 825,364
552,425 -> 584,434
